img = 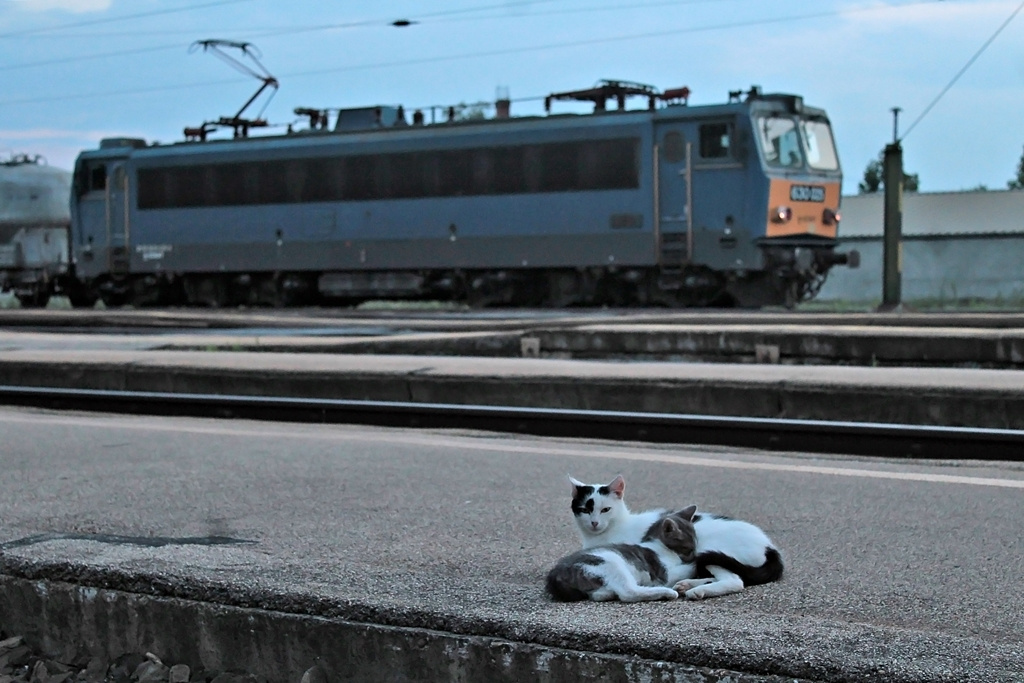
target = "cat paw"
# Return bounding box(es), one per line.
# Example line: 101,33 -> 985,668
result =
684,586 -> 709,600
646,587 -> 680,601
673,579 -> 710,592
620,587 -> 677,602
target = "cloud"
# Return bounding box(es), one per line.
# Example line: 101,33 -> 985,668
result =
0,127 -> 119,141
837,0 -> 1019,34
8,0 -> 113,13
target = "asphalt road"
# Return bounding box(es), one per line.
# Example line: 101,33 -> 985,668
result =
2,407 -> 1023,682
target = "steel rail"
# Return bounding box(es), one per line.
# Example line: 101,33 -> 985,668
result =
1,384 -> 1022,460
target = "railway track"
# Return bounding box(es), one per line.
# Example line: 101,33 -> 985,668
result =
2,384 -> 1022,461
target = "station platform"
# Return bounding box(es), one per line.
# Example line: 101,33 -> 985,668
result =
2,344 -> 1024,681
0,348 -> 1022,429
2,307 -> 1024,367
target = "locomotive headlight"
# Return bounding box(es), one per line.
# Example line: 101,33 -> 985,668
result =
822,208 -> 840,226
771,206 -> 793,223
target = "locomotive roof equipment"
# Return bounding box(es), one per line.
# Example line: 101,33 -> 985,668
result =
184,39 -> 279,142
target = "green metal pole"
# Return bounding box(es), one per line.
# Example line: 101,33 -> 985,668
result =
881,142 -> 903,309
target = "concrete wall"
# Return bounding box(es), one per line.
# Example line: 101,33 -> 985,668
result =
816,190 -> 1024,304
819,236 -> 1024,303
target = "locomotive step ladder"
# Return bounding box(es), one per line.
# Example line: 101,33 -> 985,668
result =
657,231 -> 689,289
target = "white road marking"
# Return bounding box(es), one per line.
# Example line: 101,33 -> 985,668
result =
2,409 -> 1023,489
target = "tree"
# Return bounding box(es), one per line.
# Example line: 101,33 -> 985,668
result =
904,171 -> 920,193
1009,145 -> 1024,190
858,158 -> 882,194
858,151 -> 919,194
451,102 -> 488,121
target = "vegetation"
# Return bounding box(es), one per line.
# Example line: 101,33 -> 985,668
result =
1009,145 -> 1024,190
356,299 -> 469,311
858,143 -> 1023,194
858,152 -> 919,194
801,294 -> 1024,312
451,102 -> 489,121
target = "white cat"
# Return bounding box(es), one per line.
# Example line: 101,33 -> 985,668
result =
568,474 -> 667,547
546,507 -> 698,602
568,474 -> 783,600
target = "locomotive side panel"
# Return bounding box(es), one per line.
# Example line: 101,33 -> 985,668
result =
124,190 -> 655,273
123,120 -> 657,273
86,117 -> 665,307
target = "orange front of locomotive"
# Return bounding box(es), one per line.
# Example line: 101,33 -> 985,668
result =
764,179 -> 842,239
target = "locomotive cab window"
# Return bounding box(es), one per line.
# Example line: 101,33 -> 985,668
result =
800,118 -> 840,171
699,123 -> 731,159
89,165 -> 107,192
757,115 -> 803,168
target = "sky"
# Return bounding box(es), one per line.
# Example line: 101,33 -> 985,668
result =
1,0 -> 1023,196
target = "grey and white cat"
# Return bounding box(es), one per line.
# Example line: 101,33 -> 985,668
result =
546,506 -> 698,602
568,474 -> 783,600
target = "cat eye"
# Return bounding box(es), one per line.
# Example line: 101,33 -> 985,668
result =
601,507 -> 611,513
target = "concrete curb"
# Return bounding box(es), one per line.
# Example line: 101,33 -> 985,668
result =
0,574 -> 809,683
1,350 -> 1023,428
528,324 -> 1024,367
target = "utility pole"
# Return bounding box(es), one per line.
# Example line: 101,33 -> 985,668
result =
880,107 -> 903,310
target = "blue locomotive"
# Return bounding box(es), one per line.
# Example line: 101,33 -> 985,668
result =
69,80 -> 857,308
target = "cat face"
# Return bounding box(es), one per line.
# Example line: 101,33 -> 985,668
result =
652,505 -> 698,561
569,474 -> 626,536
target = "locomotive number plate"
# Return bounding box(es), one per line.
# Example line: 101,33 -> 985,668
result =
789,184 -> 826,202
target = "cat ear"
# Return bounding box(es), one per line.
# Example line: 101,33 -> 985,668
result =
608,475 -> 625,499
677,504 -> 697,521
661,517 -> 679,533
567,475 -> 586,492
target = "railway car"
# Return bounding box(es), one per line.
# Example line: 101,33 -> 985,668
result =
0,154 -> 95,307
70,80 -> 857,308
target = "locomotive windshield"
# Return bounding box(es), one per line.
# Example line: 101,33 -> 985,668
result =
756,114 -> 838,172
799,118 -> 839,171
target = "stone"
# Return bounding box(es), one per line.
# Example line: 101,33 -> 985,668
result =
107,653 -> 145,683
132,660 -> 171,683
0,645 -> 31,669
28,660 -> 48,683
299,664 -> 327,683
209,673 -> 258,683
82,657 -> 107,683
0,638 -> 23,652
169,663 -> 191,683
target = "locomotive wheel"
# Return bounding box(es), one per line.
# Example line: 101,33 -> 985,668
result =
545,270 -> 583,308
273,273 -> 316,307
67,288 -> 99,309
98,289 -> 131,308
15,289 -> 50,308
184,275 -> 228,307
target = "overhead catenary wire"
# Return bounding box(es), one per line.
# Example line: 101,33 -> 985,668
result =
0,0 -> 713,72
0,0 -> 720,40
0,1 -> 945,108
0,0 -> 943,75
0,0 -> 565,73
900,0 -> 1024,141
0,0 -> 255,39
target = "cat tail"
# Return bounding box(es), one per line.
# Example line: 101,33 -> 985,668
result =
696,547 -> 784,587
